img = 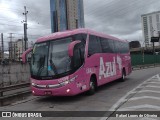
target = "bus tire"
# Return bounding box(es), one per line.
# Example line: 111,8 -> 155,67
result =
87,77 -> 97,95
120,69 -> 125,82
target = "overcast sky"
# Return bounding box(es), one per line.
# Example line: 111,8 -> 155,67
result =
0,0 -> 160,50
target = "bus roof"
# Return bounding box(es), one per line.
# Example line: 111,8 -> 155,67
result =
36,28 -> 127,43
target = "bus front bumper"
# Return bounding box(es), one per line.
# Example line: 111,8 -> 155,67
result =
31,83 -> 81,96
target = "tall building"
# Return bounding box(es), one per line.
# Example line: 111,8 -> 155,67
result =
16,39 -> 24,61
50,0 -> 85,33
141,11 -> 160,47
8,39 -> 24,61
8,41 -> 16,61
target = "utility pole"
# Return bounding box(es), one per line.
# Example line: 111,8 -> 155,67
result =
22,37 -> 24,53
158,31 -> 160,46
153,42 -> 155,54
1,33 -> 4,61
13,44 -> 16,60
22,6 -> 28,51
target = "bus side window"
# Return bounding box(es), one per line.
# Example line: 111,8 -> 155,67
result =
88,35 -> 102,56
114,41 -> 120,53
108,39 -> 115,53
100,38 -> 112,53
120,42 -> 128,53
124,43 -> 130,53
119,42 -> 123,53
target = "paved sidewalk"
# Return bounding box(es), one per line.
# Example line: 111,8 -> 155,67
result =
101,74 -> 160,120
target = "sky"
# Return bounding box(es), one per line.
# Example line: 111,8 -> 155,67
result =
0,0 -> 160,50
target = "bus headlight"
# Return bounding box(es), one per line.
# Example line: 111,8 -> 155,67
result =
32,83 -> 37,87
60,81 -> 70,86
69,75 -> 77,82
60,76 -> 78,86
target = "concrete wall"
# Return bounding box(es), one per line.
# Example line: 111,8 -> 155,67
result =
0,63 -> 30,87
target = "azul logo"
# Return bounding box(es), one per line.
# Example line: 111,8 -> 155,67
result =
99,56 -> 122,80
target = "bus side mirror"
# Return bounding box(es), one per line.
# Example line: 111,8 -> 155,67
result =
68,40 -> 81,57
22,48 -> 33,64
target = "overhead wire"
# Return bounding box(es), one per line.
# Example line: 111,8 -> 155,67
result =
85,0 -> 157,22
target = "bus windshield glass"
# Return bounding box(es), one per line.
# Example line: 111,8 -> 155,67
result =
48,38 -> 72,76
30,38 -> 72,79
31,42 -> 49,77
30,34 -> 87,80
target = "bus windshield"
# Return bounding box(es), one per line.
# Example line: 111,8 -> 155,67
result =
31,38 -> 72,79
30,34 -> 87,80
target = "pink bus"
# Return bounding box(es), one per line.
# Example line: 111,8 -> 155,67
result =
22,28 -> 132,96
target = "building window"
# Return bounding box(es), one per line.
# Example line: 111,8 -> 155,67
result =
156,14 -> 159,22
156,14 -> 160,31
142,16 -> 149,46
149,16 -> 153,36
157,23 -> 160,31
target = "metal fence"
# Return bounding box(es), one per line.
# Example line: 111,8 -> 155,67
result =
0,63 -> 30,87
131,54 -> 160,66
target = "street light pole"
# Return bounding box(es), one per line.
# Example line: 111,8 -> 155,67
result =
1,33 -> 4,61
22,6 -> 28,51
153,42 -> 155,54
158,31 -> 160,46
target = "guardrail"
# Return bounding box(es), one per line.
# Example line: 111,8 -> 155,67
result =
0,83 -> 31,106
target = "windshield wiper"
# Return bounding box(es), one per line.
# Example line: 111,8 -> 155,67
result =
50,53 -> 58,75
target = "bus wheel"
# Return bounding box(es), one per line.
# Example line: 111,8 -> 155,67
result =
120,69 -> 125,82
87,77 -> 96,95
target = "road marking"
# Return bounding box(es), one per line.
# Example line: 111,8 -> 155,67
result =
147,82 -> 160,84
151,74 -> 160,79
108,75 -> 155,111
138,90 -> 160,94
146,85 -> 160,88
149,80 -> 160,82
129,96 -> 160,101
156,74 -> 160,80
118,104 -> 160,111
100,74 -> 160,120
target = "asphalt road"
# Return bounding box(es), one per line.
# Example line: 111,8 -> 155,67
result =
0,67 -> 160,120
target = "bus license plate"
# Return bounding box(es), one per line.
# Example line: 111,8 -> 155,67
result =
45,91 -> 52,95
